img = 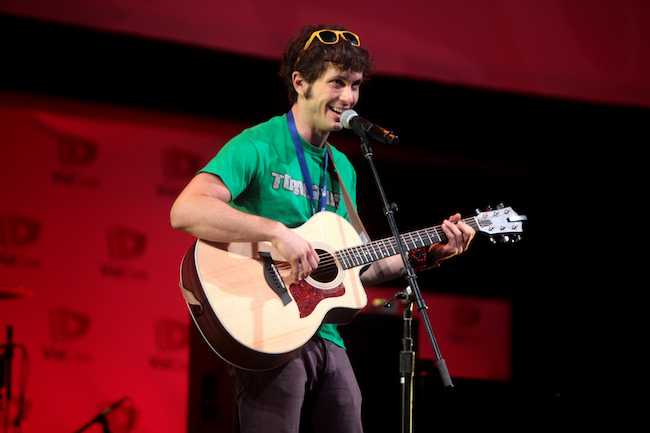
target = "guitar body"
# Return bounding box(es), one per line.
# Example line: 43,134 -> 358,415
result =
180,211 -> 368,371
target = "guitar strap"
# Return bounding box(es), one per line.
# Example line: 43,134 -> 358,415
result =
326,145 -> 370,244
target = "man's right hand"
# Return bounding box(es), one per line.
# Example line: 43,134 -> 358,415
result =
271,226 -> 320,281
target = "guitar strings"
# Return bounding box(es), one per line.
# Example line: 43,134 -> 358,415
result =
287,215 -> 510,276
310,217 -> 483,270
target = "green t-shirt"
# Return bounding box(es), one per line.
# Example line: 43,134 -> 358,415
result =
200,114 -> 358,348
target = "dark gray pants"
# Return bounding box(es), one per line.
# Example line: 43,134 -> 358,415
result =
234,338 -> 363,433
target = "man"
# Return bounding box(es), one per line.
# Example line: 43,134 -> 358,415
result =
170,25 -> 475,433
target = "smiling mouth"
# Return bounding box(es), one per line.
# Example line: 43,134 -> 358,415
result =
328,106 -> 345,117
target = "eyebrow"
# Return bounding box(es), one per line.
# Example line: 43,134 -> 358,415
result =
331,74 -> 364,86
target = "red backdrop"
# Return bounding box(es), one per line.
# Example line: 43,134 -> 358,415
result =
1,0 -> 648,107
0,92 -> 510,433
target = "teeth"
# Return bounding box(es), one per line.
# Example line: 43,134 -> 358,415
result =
329,106 -> 343,114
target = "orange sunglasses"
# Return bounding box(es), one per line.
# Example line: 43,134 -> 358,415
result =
302,29 -> 361,51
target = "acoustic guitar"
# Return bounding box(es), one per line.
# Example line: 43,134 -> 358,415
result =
179,206 -> 526,370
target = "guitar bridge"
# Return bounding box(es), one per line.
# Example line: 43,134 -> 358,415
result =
259,252 -> 292,306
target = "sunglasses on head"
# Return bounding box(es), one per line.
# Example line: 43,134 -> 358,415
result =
302,29 -> 361,51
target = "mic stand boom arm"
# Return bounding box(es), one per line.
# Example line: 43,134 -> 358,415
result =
72,397 -> 128,433
356,133 -> 454,389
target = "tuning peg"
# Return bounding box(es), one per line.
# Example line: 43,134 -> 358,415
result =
489,237 -> 497,244
497,203 -> 505,209
475,208 -> 482,215
485,205 -> 492,211
502,235 -> 510,243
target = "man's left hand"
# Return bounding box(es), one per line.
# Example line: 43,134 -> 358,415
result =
429,213 -> 475,263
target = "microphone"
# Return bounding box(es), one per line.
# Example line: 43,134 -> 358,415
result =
340,110 -> 399,145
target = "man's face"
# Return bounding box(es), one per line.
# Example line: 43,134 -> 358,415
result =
300,65 -> 363,133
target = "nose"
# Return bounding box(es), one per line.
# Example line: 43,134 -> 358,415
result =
340,85 -> 355,106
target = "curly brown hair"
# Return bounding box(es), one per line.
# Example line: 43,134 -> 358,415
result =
279,24 -> 372,104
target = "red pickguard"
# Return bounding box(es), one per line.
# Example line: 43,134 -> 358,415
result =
289,280 -> 345,318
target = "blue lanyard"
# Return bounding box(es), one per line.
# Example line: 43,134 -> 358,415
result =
286,110 -> 329,214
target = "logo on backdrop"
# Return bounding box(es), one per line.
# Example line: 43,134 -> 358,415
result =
0,214 -> 41,268
156,147 -> 203,197
101,226 -> 149,279
43,308 -> 93,362
149,319 -> 188,371
449,301 -> 483,344
155,319 -> 188,351
58,135 -> 98,166
50,131 -> 101,188
49,308 -> 91,341
106,227 -> 147,260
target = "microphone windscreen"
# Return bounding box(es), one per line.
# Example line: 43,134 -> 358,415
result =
340,110 -> 359,129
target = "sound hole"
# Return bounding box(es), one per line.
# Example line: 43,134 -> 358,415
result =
310,249 -> 339,283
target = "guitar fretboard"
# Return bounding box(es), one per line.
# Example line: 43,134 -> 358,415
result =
334,217 -> 480,269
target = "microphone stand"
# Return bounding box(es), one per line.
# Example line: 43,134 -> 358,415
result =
74,413 -> 110,433
1,327 -> 28,433
355,132 -> 453,433
72,397 -> 128,433
384,287 -> 416,433
1,326 -> 14,433
400,291 -> 415,433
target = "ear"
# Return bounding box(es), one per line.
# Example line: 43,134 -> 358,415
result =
292,71 -> 307,98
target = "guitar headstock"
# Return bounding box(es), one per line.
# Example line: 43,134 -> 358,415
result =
475,204 -> 527,244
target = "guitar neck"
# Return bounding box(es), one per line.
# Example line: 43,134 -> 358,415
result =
335,217 -> 480,269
